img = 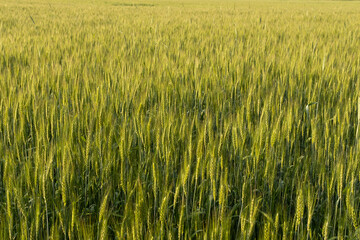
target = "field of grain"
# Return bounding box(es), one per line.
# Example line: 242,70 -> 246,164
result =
1,0 -> 360,239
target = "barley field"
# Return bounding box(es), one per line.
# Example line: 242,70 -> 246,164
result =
1,0 -> 360,239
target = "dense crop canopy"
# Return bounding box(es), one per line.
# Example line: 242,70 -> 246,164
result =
1,0 -> 360,239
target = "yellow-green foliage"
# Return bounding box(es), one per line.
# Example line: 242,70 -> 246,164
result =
1,0 -> 360,239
